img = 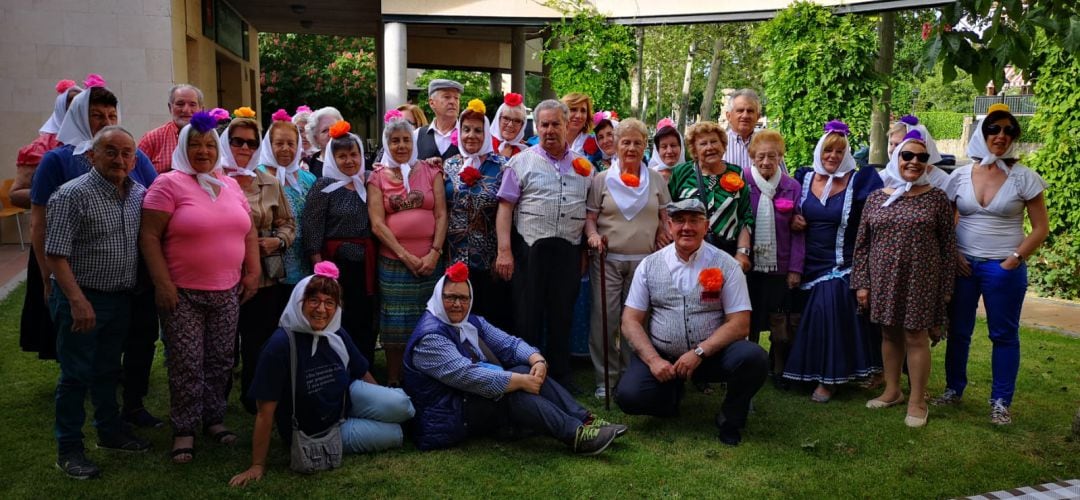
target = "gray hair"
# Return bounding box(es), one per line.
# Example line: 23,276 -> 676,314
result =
533,99 -> 569,123
91,125 -> 135,149
724,88 -> 761,114
615,118 -> 648,142
306,106 -> 344,147
168,84 -> 204,106
383,117 -> 416,139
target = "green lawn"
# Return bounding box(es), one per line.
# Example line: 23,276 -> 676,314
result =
1,283 -> 1077,498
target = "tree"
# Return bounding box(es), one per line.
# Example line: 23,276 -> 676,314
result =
258,33 -> 377,122
754,1 -> 882,168
413,70 -> 493,118
541,0 -> 636,111
869,12 -> 896,165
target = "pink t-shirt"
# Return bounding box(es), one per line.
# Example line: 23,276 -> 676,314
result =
368,162 -> 440,259
143,170 -> 252,291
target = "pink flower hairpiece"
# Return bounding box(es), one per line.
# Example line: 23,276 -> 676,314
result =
314,261 -> 340,280
384,109 -> 404,123
83,74 -> 106,88
271,109 -> 291,122
593,110 -> 618,126
450,128 -> 459,146
657,117 -> 675,130
209,108 -> 230,121
295,105 -> 312,114
55,80 -> 77,94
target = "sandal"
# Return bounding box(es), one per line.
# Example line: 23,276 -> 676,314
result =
171,433 -> 195,464
204,424 -> 238,446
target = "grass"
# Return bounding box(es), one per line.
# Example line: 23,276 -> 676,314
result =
0,283 -> 1077,498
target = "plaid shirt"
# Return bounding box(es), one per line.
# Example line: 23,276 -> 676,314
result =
138,120 -> 180,173
45,168 -> 146,292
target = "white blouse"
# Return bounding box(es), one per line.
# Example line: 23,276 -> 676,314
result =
945,163 -> 1047,260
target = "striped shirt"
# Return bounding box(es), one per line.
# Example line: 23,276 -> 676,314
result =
138,121 -> 180,173
724,129 -> 753,171
45,168 -> 145,292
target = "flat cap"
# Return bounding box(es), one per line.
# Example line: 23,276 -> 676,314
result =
428,79 -> 464,96
666,198 -> 707,216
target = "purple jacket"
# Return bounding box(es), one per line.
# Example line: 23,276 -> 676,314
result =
748,174 -> 805,275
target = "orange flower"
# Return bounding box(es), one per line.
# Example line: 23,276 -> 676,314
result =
233,106 -> 256,118
698,268 -> 724,292
720,171 -> 745,193
572,157 -> 592,177
329,120 -> 351,139
620,172 -> 640,187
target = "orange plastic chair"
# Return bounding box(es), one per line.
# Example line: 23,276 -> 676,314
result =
0,179 -> 29,250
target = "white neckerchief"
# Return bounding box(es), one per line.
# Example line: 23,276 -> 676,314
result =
648,128 -> 684,171
424,276 -> 480,359
491,104 -> 527,151
457,114 -> 494,170
57,88 -> 122,155
967,117 -> 1018,172
40,87 -> 81,135
279,275 -> 349,363
257,123 -> 304,191
811,132 -> 857,205
882,138 -> 931,207
219,124 -> 259,178
570,131 -> 589,155
321,133 -> 367,202
170,123 -> 227,201
750,165 -> 782,272
605,161 -> 651,221
379,121 -> 419,192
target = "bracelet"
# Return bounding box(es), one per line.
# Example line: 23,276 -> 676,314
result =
431,246 -> 443,255
531,359 -> 547,366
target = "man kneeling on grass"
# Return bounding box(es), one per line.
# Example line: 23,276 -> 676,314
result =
615,199 -> 768,446
403,262 -> 626,455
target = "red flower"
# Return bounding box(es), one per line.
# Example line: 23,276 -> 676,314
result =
720,171 -> 745,193
504,93 -> 523,107
698,268 -> 724,292
583,136 -> 599,155
921,22 -> 932,41
459,166 -> 482,187
572,157 -> 593,177
446,261 -> 469,282
620,172 -> 640,187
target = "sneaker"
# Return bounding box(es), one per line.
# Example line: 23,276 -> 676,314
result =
56,451 -> 101,480
587,416 -> 628,438
123,408 -> 164,429
930,389 -> 962,406
97,431 -> 151,452
572,424 -> 617,456
990,399 -> 1012,425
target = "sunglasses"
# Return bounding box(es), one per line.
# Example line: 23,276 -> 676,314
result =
229,137 -> 260,149
899,151 -> 930,163
984,124 -> 1019,137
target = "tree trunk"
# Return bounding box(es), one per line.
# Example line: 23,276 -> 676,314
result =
540,32 -> 558,100
869,12 -> 895,166
630,26 -> 644,117
700,37 -> 724,121
677,41 -> 696,132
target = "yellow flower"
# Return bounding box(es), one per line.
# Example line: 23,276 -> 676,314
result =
466,99 -> 486,115
234,106 -> 256,118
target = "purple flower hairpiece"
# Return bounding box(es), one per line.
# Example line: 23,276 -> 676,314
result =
823,120 -> 850,136
209,108 -> 230,121
902,129 -> 925,142
189,111 -> 217,134
899,115 -> 919,126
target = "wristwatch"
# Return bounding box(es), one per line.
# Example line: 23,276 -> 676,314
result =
694,346 -> 706,358
737,247 -> 751,256
1011,251 -> 1024,262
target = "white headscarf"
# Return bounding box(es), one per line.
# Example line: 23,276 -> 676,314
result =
321,133 -> 367,202
491,102 -> 527,152
570,131 -> 590,156
750,162 -> 784,272
895,118 -> 942,165
56,88 -> 122,155
457,112 -> 494,170
425,274 -> 480,358
257,122 -> 304,191
379,119 -> 419,192
882,134 -> 931,207
811,127 -> 857,205
219,123 -> 259,178
967,115 -> 1018,172
596,120 -> 619,162
605,161 -> 650,221
279,273 -> 349,364
170,120 -> 227,201
648,122 -> 684,172
40,86 -> 82,135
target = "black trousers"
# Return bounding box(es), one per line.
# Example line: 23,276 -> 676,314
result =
511,234 -> 581,383
20,248 -> 57,359
615,340 -> 768,429
463,365 -> 588,444
236,285 -> 282,412
336,257 -> 376,363
469,267 -> 514,336
121,283 -> 159,410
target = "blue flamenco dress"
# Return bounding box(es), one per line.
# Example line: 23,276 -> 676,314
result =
783,166 -> 883,385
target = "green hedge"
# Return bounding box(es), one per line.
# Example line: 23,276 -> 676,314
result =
1014,115 -> 1044,144
919,111 -> 966,140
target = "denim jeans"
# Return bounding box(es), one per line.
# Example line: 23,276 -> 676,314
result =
945,257 -> 1027,405
340,380 -> 415,454
50,285 -> 132,454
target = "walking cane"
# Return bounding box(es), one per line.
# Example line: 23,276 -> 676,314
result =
598,235 -> 610,410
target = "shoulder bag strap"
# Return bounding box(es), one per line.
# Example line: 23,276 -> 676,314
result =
287,330 -> 300,431
693,163 -> 711,213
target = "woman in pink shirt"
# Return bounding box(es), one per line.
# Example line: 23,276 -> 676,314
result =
140,112 -> 260,464
367,110 -> 447,386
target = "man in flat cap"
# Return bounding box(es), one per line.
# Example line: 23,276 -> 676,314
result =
614,199 -> 768,446
416,79 -> 463,160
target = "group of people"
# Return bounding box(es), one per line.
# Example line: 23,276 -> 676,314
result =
14,74 -> 1048,482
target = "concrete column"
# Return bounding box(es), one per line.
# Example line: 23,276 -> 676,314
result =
490,71 -> 502,97
383,22 -> 408,112
511,27 -> 526,95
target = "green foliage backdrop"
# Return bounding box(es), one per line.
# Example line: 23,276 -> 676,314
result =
919,111 -> 966,140
543,4 -> 635,112
754,2 -> 882,168
259,33 -> 377,121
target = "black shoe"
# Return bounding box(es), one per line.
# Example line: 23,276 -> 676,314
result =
715,413 -> 742,446
572,425 -> 618,456
56,451 -> 101,480
123,408 -> 164,429
771,374 -> 792,391
97,431 -> 151,452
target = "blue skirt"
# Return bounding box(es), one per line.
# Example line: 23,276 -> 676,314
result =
782,275 -> 881,385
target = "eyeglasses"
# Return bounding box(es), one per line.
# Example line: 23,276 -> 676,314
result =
984,123 -> 1019,138
303,297 -> 338,309
229,137 -> 260,149
500,116 -> 525,126
441,294 -> 472,305
899,151 -> 930,163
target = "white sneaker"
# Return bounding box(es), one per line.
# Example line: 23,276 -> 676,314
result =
594,386 -> 607,400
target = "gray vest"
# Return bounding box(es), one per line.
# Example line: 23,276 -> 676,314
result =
416,125 -> 459,160
510,149 -> 590,246
641,251 -> 728,359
